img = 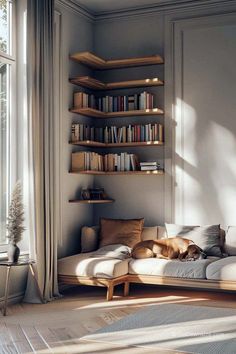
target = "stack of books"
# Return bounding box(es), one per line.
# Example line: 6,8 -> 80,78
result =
71,123 -> 164,143
140,161 -> 161,171
73,91 -> 155,112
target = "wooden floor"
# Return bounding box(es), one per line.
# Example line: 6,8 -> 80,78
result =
1,284 -> 236,353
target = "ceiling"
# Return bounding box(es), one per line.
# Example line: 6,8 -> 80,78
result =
74,0 -> 189,15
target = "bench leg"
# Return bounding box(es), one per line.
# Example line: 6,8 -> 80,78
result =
106,284 -> 114,301
124,281 -> 130,297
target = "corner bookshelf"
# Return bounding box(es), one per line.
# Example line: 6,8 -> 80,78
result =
69,51 -> 165,203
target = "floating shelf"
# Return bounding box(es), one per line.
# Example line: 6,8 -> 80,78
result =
70,52 -> 164,70
70,107 -> 164,118
69,76 -> 164,90
70,170 -> 164,176
69,140 -> 164,148
69,199 -> 114,204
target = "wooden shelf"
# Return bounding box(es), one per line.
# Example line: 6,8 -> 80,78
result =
70,107 -> 164,118
69,76 -> 164,90
69,199 -> 114,204
70,52 -> 164,70
70,140 -> 164,148
70,170 -> 164,176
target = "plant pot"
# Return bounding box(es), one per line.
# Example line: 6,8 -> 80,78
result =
7,243 -> 20,263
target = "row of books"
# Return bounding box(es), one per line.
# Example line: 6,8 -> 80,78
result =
74,91 -> 155,112
72,152 -> 139,172
71,123 -> 164,143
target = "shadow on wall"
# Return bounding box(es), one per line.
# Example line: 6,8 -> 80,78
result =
173,97 -> 236,228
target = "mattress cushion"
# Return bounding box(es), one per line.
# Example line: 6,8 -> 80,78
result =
206,256 -> 236,281
129,257 -> 219,279
58,252 -> 129,279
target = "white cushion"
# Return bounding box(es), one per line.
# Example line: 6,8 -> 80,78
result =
129,257 -> 218,279
225,226 -> 236,256
206,256 -> 236,281
58,252 -> 128,279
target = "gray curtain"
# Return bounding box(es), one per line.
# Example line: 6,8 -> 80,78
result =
24,0 -> 60,302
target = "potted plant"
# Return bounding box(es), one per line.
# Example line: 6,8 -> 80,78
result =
6,181 -> 25,263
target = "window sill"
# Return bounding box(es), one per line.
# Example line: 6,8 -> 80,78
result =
0,250 -> 29,261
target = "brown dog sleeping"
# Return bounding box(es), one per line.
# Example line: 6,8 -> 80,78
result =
131,237 -> 207,261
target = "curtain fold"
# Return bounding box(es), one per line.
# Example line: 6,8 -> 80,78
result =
24,0 -> 60,303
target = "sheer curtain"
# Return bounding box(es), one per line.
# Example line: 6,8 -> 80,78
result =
24,0 -> 60,302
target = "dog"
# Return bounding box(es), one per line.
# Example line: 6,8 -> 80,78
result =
131,237 -> 207,261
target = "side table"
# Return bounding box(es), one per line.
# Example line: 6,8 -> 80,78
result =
0,259 -> 42,316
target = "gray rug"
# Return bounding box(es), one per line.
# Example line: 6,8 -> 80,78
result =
82,304 -> 236,353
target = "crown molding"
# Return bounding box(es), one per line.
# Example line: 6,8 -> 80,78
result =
94,0 -> 236,21
55,0 -> 95,21
55,0 -> 236,22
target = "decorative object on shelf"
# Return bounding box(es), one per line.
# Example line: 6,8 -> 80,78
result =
81,188 -> 109,200
69,188 -> 114,204
81,188 -> 91,200
6,181 -> 25,263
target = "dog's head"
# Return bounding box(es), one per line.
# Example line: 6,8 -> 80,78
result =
180,244 -> 207,261
186,244 -> 207,260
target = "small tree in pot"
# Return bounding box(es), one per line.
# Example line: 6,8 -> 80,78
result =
7,181 -> 25,263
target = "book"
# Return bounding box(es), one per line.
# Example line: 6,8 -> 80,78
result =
140,161 -> 158,166
141,166 -> 158,171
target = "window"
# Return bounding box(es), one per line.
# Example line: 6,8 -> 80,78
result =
0,0 -> 15,251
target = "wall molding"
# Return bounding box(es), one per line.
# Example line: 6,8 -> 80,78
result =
164,10 -> 236,224
94,0 -> 236,21
56,0 -> 236,22
55,0 -> 94,21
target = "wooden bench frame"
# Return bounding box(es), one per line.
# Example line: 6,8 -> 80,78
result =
58,274 -> 129,301
59,273 -> 236,300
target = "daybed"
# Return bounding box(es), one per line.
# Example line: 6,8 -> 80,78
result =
58,222 -> 236,300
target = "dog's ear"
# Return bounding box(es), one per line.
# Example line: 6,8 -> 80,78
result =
178,250 -> 188,262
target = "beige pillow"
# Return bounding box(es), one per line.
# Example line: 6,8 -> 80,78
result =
81,226 -> 99,253
100,218 -> 144,248
157,226 -> 167,239
141,226 -> 158,241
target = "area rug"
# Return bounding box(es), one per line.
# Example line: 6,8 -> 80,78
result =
82,304 -> 236,353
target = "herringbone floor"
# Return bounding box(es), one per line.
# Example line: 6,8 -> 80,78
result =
1,285 -> 236,353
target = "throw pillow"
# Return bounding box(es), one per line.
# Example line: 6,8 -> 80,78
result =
100,218 -> 144,248
81,226 -> 99,253
225,226 -> 236,256
165,223 -> 222,257
141,226 -> 158,241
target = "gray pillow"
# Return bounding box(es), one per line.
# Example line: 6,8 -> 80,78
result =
165,223 -> 222,257
225,226 -> 236,256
